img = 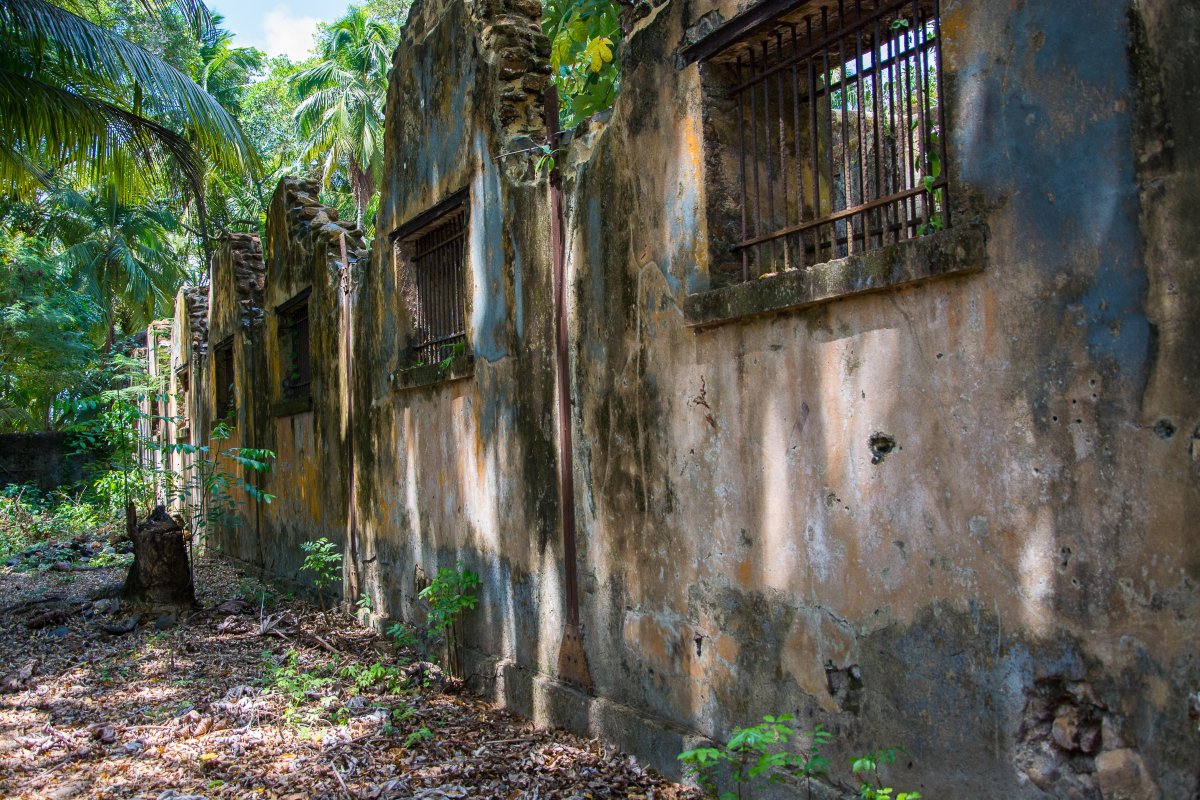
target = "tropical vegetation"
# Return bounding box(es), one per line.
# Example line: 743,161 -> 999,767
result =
0,0 -> 627,437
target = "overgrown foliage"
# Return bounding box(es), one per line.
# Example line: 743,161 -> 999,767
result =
0,484 -> 106,561
543,0 -> 622,128
0,0 -> 258,204
289,7 -> 396,233
166,421 -> 274,564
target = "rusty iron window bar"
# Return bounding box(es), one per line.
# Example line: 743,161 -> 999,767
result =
694,0 -> 948,282
213,337 -> 235,422
277,288 -> 312,401
392,190 -> 470,368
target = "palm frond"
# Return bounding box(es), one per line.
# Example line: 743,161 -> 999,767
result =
0,0 -> 259,182
0,67 -> 205,199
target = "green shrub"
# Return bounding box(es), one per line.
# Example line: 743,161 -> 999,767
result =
299,537 -> 342,610
419,562 -> 479,678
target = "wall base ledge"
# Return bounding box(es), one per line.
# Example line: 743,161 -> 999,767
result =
467,654 -> 705,782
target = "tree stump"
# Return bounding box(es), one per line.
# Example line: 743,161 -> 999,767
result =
122,505 -> 195,606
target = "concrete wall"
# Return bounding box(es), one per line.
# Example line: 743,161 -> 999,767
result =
167,0 -> 1200,795
0,433 -> 94,492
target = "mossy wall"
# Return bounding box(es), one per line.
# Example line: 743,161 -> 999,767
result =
163,0 -> 1200,795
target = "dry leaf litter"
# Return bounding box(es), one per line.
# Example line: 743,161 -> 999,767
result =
0,545 -> 699,800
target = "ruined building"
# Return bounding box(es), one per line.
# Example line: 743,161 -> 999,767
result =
157,0 -> 1199,795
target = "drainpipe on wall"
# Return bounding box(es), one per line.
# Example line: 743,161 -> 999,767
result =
546,85 -> 593,691
340,233 -> 362,607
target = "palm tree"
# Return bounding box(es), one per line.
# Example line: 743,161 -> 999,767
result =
48,182 -> 183,351
0,0 -> 258,201
198,13 -> 264,115
290,8 -> 395,230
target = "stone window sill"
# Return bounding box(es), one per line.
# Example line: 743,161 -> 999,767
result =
683,224 -> 987,330
272,396 -> 313,417
390,354 -> 475,392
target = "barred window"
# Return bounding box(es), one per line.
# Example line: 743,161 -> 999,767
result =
685,0 -> 948,285
213,338 -> 235,422
277,289 -> 312,401
392,189 -> 470,368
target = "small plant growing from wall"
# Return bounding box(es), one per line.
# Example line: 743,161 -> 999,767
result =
418,561 -> 480,679
300,537 -> 342,610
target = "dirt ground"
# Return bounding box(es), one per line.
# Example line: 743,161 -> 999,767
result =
0,549 -> 698,800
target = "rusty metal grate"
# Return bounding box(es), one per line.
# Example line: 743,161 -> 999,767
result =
278,290 -> 311,400
405,207 -> 468,367
705,0 -> 948,280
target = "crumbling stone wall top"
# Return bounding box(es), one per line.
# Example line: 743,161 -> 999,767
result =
218,232 -> 266,328
275,177 -> 368,259
182,285 -> 209,356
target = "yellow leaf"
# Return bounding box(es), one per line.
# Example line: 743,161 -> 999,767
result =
199,751 -> 219,762
585,37 -> 613,73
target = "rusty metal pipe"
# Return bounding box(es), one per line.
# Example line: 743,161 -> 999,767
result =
340,233 -> 362,606
545,85 -> 592,690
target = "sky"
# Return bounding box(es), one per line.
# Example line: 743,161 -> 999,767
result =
209,0 -> 355,61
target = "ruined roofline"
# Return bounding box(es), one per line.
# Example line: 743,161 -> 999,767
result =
274,176 -> 368,260
391,0 -> 550,151
180,285 -> 210,357
215,232 -> 267,329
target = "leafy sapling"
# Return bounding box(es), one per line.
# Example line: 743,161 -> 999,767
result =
852,747 -> 921,800
418,562 -> 480,678
680,714 -> 832,800
386,621 -> 420,651
300,537 -> 342,610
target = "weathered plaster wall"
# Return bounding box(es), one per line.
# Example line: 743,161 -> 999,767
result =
350,0 -> 562,675
176,0 -> 1199,795
200,233 -> 267,562
253,178 -> 365,586
554,0 -> 1199,795
163,287 -> 206,508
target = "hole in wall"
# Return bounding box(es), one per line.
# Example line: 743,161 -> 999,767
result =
1153,419 -> 1176,440
868,433 -> 897,465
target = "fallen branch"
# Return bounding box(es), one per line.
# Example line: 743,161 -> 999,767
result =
1,595 -> 64,614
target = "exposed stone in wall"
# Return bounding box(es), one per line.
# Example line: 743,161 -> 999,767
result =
181,286 -> 209,356
276,177 -> 368,263
475,0 -> 550,144
401,0 -> 549,147
220,233 -> 267,328
1014,676 -> 1132,798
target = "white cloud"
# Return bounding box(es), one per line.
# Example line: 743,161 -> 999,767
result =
260,6 -> 322,61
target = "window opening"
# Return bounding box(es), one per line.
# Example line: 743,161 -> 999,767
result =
277,289 -> 312,401
393,191 -> 470,367
693,0 -> 947,282
175,365 -> 191,436
214,338 -> 235,422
